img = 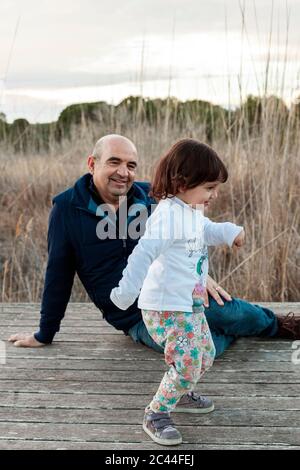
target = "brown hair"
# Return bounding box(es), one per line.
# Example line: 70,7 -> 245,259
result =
151,138 -> 228,200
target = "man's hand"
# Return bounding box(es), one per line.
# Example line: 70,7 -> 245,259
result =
203,275 -> 232,308
233,229 -> 245,248
8,333 -> 46,348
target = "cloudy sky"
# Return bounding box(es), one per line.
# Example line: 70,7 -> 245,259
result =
0,0 -> 299,123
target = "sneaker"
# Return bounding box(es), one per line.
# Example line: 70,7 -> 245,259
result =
143,409 -> 182,446
174,391 -> 215,413
276,312 -> 300,340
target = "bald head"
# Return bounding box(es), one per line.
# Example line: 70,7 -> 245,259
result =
92,134 -> 137,161
88,134 -> 138,206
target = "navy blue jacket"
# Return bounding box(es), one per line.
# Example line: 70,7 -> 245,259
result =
34,173 -> 154,344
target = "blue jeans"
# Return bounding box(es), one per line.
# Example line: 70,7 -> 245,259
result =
127,296 -> 278,358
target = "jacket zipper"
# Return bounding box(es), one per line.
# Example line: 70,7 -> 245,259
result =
122,237 -> 127,260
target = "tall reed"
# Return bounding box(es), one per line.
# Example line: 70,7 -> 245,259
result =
0,95 -> 299,302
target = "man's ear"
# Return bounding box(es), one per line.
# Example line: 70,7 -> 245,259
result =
87,155 -> 95,174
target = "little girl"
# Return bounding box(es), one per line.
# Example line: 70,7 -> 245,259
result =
110,138 -> 245,446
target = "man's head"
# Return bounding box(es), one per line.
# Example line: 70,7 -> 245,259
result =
88,134 -> 138,204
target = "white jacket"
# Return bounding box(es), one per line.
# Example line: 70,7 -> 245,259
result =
110,197 -> 243,312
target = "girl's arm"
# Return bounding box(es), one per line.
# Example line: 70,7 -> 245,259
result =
203,216 -> 244,247
110,205 -> 174,310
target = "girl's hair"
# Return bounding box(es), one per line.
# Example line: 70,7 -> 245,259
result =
151,138 -> 228,200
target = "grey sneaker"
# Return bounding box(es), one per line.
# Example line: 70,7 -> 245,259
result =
174,391 -> 215,413
143,409 -> 182,446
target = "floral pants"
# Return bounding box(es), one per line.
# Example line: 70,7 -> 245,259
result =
142,305 -> 216,413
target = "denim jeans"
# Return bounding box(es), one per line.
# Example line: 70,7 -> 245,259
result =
127,296 -> 278,358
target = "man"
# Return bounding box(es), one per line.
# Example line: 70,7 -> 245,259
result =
9,134 -> 299,355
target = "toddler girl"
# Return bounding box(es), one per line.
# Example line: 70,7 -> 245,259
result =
110,139 -> 245,445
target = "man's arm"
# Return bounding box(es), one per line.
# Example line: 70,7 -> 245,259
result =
9,202 -> 76,347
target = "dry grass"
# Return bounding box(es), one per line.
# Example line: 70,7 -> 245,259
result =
0,98 -> 299,303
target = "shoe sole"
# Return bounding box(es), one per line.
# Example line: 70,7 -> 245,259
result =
142,422 -> 182,446
173,403 -> 215,414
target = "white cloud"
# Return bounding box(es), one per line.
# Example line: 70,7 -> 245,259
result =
0,0 -> 299,122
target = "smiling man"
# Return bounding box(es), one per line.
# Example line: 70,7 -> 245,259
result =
9,134 -> 300,359
89,135 -> 138,206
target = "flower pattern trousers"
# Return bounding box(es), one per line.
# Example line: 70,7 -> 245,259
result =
142,306 -> 216,413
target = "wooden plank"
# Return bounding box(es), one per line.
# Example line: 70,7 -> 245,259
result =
0,303 -> 101,312
1,328 -> 297,349
0,407 -> 299,428
1,358 -> 298,373
5,334 -> 285,345
2,337 -> 298,350
0,369 -> 299,383
2,336 -> 297,351
0,440 -> 299,450
2,337 -> 297,353
3,337 -> 296,349
0,393 -> 300,409
0,380 -> 299,396
0,422 -> 299,446
1,301 -> 299,310
1,358 -> 170,371
2,327 -> 122,335
0,318 -> 109,326
6,326 -> 295,343
1,302 -> 299,316
2,349 -> 295,362
2,319 -> 297,342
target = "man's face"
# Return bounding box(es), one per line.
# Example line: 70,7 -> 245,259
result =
88,139 -> 138,201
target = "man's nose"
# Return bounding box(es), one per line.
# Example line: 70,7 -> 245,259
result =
211,189 -> 218,199
116,165 -> 129,178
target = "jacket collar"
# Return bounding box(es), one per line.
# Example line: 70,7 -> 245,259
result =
69,173 -> 153,216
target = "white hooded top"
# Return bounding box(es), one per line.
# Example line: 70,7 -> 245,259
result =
110,196 -> 243,312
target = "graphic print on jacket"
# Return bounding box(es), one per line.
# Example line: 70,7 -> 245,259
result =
192,248 -> 209,313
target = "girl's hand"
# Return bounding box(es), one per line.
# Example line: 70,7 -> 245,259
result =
233,230 -> 245,248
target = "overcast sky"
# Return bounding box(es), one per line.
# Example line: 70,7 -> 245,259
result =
0,0 -> 299,122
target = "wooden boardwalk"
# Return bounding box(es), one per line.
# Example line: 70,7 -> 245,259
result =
0,302 -> 300,450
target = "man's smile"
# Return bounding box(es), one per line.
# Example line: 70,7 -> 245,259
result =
109,177 -> 128,185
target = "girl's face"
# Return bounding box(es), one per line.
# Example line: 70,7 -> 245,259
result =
176,181 -> 221,209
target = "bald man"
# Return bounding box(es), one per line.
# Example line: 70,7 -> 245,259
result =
9,134 -> 299,355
